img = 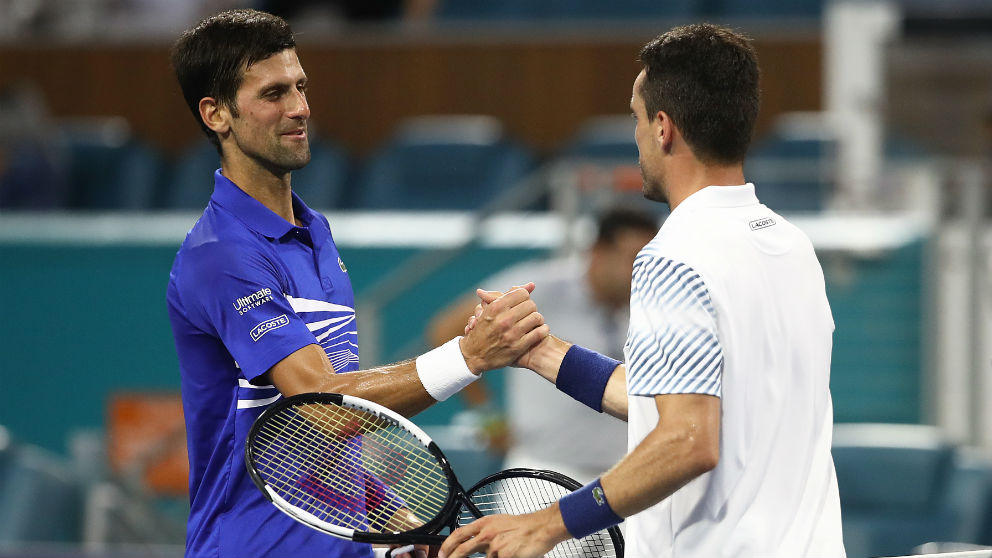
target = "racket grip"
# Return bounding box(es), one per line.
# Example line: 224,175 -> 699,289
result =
375,544 -> 415,558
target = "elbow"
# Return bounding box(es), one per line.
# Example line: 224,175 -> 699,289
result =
685,431 -> 719,476
693,443 -> 719,475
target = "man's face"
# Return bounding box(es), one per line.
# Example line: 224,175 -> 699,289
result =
631,69 -> 667,204
227,48 -> 311,173
588,227 -> 657,308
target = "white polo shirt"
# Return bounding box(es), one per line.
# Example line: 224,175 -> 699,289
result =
623,184 -> 845,557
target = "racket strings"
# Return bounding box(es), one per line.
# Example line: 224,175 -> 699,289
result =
250,402 -> 451,534
458,476 -> 619,558
254,404 -> 442,530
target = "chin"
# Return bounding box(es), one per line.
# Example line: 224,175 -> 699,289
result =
642,182 -> 668,205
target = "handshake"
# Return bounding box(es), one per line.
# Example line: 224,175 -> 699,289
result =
457,282 -> 551,375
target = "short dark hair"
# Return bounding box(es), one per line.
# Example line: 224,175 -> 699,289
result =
596,207 -> 659,245
638,23 -> 760,165
171,9 -> 296,148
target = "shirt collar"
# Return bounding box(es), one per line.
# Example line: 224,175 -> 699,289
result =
209,169 -> 319,240
675,183 -> 758,212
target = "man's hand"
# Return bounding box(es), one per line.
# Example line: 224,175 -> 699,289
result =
466,287 -> 556,371
438,505 -> 570,558
459,284 -> 549,374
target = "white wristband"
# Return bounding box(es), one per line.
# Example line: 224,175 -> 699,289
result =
416,336 -> 478,401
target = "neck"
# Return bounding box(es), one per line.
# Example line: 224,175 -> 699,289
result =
221,153 -> 296,225
665,159 -> 746,211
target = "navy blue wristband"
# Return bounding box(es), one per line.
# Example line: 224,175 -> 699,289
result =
555,344 -> 620,412
558,478 -> 623,539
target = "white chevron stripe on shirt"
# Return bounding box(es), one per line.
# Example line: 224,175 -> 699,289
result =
237,378 -> 275,389
285,295 -> 354,314
237,393 -> 282,409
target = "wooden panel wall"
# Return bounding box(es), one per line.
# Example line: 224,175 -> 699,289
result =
0,33 -> 822,157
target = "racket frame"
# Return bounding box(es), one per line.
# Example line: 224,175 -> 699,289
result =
460,468 -> 625,558
245,392 -> 469,545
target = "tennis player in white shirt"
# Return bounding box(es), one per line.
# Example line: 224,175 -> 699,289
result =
440,23 -> 846,558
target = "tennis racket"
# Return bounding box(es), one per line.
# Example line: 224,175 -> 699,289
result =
454,468 -> 624,558
245,392 -> 624,555
246,391 -> 476,545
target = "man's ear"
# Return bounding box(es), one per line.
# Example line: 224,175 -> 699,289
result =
654,109 -> 674,154
199,97 -> 231,137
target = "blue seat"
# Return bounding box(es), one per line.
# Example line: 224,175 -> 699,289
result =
353,116 -> 534,211
832,424 -> 992,557
562,115 -> 638,162
711,0 -> 823,18
0,443 -> 84,544
547,0 -> 699,19
165,136 -> 348,210
745,112 -> 835,212
438,0 -> 698,20
59,118 -> 165,210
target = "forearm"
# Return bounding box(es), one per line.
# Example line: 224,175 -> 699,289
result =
325,360 -> 439,418
525,336 -> 629,420
599,416 -> 716,517
270,347 -> 439,417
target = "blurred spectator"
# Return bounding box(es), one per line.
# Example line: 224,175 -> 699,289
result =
0,83 -> 67,209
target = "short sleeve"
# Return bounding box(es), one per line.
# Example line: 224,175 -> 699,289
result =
178,240 -> 317,382
625,254 -> 724,397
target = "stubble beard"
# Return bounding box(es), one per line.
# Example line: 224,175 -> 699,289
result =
640,163 -> 668,205
273,139 -> 311,172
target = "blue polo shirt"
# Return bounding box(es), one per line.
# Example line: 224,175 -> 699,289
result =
166,170 -> 370,558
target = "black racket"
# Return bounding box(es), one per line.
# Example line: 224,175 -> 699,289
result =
245,392 -> 477,545
454,468 -> 624,558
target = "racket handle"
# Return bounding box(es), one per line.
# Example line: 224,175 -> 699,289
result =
374,544 -> 428,558
374,545 -> 413,558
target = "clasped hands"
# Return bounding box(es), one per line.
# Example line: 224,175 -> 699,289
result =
441,283 -> 569,558
457,282 -> 550,374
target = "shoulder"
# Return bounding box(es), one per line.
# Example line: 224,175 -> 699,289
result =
175,219 -> 279,289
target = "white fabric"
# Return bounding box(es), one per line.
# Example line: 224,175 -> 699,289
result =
481,257 -> 629,482
416,336 -> 478,401
624,184 -> 846,557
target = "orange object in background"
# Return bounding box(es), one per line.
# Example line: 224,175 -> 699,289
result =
108,392 -> 188,496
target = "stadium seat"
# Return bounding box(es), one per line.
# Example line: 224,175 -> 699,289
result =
59,117 -> 166,210
745,112 -> 835,212
711,0 -> 823,18
0,443 -> 84,544
438,0 -> 699,20
832,423 -> 992,557
546,0 -> 699,19
352,115 -> 535,211
164,138 -> 220,210
436,0 -> 538,20
562,115 -> 638,162
165,136 -> 349,210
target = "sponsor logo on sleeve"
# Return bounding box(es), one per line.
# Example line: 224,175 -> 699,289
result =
250,314 -> 290,342
233,288 -> 274,315
749,217 -> 777,231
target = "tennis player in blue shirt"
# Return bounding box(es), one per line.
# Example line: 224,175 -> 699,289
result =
166,10 -> 549,558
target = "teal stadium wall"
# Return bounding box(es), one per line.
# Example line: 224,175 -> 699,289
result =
0,238 -> 925,455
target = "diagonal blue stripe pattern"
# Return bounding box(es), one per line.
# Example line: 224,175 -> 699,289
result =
626,253 -> 723,397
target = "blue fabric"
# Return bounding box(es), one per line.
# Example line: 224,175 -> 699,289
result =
558,478 -> 623,540
556,345 -> 620,412
167,170 -> 369,558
